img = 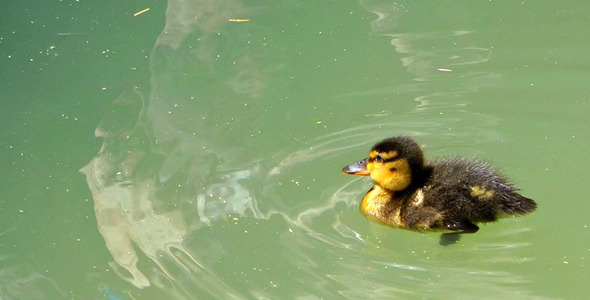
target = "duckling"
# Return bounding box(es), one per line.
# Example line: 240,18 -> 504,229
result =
342,136 -> 536,240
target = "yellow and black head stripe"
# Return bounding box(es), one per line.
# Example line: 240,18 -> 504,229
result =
369,150 -> 400,163
370,137 -> 425,173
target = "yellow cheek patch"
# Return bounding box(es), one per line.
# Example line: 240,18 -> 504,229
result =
369,158 -> 412,191
470,186 -> 495,200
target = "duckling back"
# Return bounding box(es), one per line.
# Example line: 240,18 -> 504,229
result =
425,157 -> 537,223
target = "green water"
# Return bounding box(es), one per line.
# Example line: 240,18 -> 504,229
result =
2,0 -> 589,299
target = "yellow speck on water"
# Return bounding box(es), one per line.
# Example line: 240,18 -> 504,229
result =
133,8 -> 150,17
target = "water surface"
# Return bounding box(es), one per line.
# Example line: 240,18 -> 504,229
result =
1,0 -> 589,299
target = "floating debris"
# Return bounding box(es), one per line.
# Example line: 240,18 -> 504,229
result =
57,32 -> 84,36
133,8 -> 150,17
229,19 -> 251,23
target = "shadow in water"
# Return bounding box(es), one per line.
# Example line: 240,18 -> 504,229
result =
439,232 -> 463,246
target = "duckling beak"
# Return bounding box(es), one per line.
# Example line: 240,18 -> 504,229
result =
342,158 -> 370,176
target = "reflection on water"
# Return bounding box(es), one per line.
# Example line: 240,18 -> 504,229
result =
360,0 -> 497,120
78,0 -> 543,298
81,0 -> 268,295
0,265 -> 67,299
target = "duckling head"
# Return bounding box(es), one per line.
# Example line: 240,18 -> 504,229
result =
342,136 -> 425,192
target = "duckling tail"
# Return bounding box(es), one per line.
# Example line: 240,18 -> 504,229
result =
500,194 -> 537,216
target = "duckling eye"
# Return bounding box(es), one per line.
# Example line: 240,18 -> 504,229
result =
373,154 -> 384,163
